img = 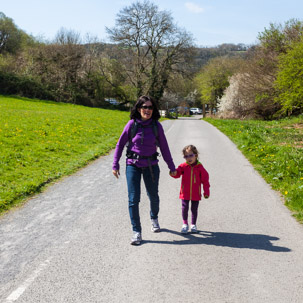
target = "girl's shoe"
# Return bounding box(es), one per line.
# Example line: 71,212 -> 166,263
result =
190,225 -> 198,233
181,224 -> 189,234
131,232 -> 142,245
151,218 -> 160,232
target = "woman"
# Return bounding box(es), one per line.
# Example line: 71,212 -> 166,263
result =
112,96 -> 176,245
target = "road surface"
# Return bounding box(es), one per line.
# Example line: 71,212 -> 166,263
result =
1,117 -> 303,302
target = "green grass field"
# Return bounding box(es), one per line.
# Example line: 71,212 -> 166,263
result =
1,95 -> 303,223
205,116 -> 303,222
0,96 -> 129,212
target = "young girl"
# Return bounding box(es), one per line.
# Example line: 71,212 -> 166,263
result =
170,145 -> 210,233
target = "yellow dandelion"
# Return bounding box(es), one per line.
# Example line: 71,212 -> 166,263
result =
285,191 -> 288,195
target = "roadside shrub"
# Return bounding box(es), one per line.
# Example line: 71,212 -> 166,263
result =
0,71 -> 54,100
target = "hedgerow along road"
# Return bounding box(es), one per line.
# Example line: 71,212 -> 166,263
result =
1,117 -> 303,302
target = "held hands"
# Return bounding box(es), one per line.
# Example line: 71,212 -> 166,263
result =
112,170 -> 120,179
169,170 -> 177,177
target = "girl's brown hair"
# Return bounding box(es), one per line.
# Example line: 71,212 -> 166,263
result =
182,145 -> 199,158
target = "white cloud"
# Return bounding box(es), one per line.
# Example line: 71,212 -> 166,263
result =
185,2 -> 205,13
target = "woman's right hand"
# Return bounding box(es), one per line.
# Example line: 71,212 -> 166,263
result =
112,170 -> 120,179
169,170 -> 177,176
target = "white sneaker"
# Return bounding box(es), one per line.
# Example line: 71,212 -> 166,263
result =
151,218 -> 160,232
191,225 -> 198,233
181,224 -> 188,234
131,232 -> 142,245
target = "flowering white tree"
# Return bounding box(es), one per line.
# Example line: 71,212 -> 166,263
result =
218,73 -> 253,118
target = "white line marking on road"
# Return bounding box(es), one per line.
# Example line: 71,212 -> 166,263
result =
5,258 -> 52,302
164,123 -> 174,135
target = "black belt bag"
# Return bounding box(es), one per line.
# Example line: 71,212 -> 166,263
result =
126,151 -> 159,161
126,151 -> 160,182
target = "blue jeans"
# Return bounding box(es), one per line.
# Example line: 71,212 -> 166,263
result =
126,164 -> 160,232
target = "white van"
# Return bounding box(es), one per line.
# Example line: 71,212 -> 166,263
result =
190,108 -> 202,114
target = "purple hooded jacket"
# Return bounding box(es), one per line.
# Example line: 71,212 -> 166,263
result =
112,118 -> 175,172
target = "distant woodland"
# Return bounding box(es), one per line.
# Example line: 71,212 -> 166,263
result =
1,1 -> 303,119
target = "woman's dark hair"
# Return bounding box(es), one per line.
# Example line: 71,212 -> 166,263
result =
130,95 -> 160,120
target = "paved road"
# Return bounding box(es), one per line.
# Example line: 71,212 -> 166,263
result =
1,118 -> 303,303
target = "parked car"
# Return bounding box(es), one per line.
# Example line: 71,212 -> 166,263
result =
105,98 -> 119,105
190,108 -> 202,114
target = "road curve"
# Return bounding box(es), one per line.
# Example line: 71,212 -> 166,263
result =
1,118 -> 303,303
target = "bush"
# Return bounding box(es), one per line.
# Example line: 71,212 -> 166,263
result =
0,71 -> 54,100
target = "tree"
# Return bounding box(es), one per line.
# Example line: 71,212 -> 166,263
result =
230,48 -> 281,119
0,12 -> 33,54
217,19 -> 303,119
106,0 -> 194,104
16,28 -> 88,104
239,19 -> 303,118
258,19 -> 303,55
275,39 -> 303,115
217,73 -> 260,119
51,28 -> 86,103
195,57 -> 242,113
98,55 -> 137,104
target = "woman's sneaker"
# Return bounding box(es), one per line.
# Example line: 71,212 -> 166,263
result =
190,225 -> 198,233
131,232 -> 142,245
181,224 -> 189,234
151,218 -> 160,232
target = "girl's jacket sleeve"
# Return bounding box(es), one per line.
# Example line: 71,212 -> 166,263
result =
171,165 -> 183,178
157,122 -> 176,172
112,120 -> 133,171
200,165 -> 210,197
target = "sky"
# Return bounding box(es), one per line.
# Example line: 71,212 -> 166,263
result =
1,0 -> 303,47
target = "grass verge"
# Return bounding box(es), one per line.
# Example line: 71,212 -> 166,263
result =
205,116 -> 303,223
0,95 -> 130,213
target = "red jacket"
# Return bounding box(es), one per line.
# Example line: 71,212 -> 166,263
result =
172,161 -> 210,201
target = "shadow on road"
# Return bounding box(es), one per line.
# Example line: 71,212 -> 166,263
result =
143,229 -> 291,252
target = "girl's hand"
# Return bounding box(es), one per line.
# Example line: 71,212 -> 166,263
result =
204,195 -> 209,199
112,170 -> 120,179
170,170 -> 177,176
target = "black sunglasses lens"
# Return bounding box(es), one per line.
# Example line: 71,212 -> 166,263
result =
141,105 -> 153,110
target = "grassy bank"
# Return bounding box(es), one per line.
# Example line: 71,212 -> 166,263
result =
0,96 -> 130,212
205,116 -> 303,222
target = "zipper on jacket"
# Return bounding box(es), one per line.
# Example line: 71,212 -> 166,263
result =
190,166 -> 193,200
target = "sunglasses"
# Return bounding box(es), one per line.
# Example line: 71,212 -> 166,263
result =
184,153 -> 196,159
140,105 -> 153,110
